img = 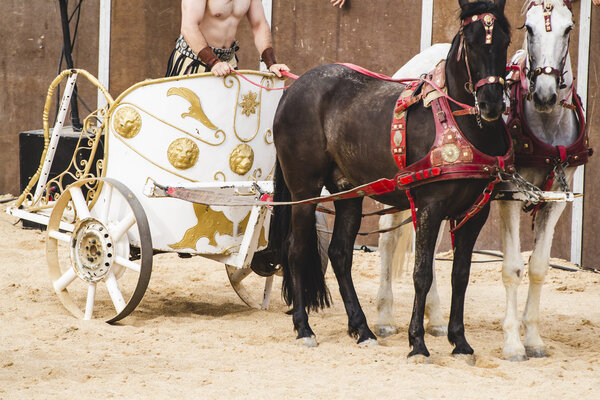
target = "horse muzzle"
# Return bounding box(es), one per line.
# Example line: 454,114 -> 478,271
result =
476,83 -> 505,122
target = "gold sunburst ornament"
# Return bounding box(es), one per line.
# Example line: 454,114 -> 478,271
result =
113,106 -> 141,138
167,138 -> 199,170
239,91 -> 259,117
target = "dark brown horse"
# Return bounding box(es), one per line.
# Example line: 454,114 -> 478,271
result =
269,0 -> 511,360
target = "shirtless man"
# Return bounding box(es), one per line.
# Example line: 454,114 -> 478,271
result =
166,0 -> 289,77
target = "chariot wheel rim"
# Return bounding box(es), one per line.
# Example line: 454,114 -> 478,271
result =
46,178 -> 152,323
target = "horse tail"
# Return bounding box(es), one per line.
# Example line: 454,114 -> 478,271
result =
272,158 -> 331,311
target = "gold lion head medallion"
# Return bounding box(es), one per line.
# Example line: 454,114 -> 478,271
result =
229,144 -> 254,175
168,138 -> 199,170
113,106 -> 141,139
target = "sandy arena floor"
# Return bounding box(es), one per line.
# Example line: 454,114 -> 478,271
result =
1,195 -> 600,399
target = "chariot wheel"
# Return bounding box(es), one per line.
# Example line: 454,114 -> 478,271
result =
46,178 -> 152,323
225,210 -> 330,309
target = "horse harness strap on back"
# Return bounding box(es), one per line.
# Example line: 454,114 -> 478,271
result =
391,61 -> 513,231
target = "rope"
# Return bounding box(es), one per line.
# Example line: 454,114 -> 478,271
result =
229,68 -> 297,90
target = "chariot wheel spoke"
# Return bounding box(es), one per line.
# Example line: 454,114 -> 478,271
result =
48,229 -> 71,243
115,255 -> 141,273
84,283 -> 96,320
97,184 -> 113,223
105,272 -> 126,313
69,187 -> 91,220
53,267 -> 78,292
110,212 -> 136,242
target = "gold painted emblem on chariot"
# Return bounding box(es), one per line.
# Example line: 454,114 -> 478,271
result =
113,106 -> 142,139
441,143 -> 461,163
239,91 -> 259,117
167,138 -> 199,170
229,144 -> 254,175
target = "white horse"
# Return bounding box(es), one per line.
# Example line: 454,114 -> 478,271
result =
375,43 -> 450,338
499,0 -> 589,361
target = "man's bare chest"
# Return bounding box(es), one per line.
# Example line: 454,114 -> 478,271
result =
207,0 -> 251,19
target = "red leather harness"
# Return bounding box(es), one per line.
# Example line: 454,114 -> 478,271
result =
506,68 -> 591,172
337,62 -> 514,232
505,56 -> 592,225
391,73 -> 513,231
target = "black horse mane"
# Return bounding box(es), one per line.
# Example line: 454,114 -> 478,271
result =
459,1 -> 511,34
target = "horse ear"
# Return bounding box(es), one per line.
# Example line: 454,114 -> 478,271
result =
494,0 -> 506,13
458,0 -> 470,8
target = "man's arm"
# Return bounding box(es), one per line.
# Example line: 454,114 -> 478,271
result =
330,0 -> 346,8
180,0 -> 230,76
246,0 -> 289,77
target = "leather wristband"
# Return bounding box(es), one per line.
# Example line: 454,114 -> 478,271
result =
261,47 -> 277,68
198,46 -> 220,68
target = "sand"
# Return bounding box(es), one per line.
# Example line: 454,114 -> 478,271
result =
1,194 -> 600,399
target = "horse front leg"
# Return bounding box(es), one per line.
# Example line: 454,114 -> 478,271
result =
329,197 -> 377,345
448,205 -> 490,360
524,201 -> 566,358
498,200 -> 527,361
375,212 -> 406,338
408,208 -> 442,361
425,220 -> 448,337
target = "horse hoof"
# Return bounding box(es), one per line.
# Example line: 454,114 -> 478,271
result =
525,346 -> 547,358
453,353 -> 476,366
503,353 -> 528,362
407,354 -> 431,365
426,325 -> 448,337
296,335 -> 318,348
375,325 -> 398,338
358,338 -> 378,347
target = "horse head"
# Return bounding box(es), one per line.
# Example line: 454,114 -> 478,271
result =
454,0 -> 510,122
523,0 -> 573,112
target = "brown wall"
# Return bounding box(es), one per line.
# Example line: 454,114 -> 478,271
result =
0,0 -> 597,264
582,5 -> 600,269
0,1 -> 99,195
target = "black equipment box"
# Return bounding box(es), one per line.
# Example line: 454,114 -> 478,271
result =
19,127 -> 104,228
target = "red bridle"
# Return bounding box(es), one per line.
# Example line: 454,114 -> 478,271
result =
458,12 -> 506,95
525,0 -> 572,89
527,0 -> 572,33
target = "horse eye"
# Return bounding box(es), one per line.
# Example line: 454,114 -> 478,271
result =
526,25 -> 533,36
564,26 -> 573,36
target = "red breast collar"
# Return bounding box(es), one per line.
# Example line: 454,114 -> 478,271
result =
507,81 -> 592,169
391,86 -> 513,188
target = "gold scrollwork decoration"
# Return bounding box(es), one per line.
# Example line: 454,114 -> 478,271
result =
264,129 -> 273,145
229,144 -> 254,175
167,138 -> 200,170
224,75 -> 262,143
247,168 -> 263,181
214,171 -> 226,181
113,106 -> 142,139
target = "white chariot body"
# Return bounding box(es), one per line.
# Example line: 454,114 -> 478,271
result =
8,69 -> 304,322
